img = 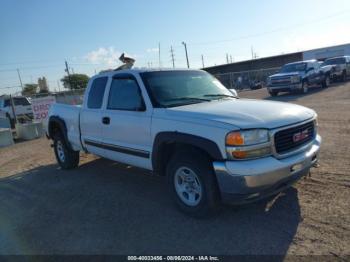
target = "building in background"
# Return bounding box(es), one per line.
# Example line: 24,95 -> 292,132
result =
203,43 -> 350,89
38,77 -> 49,93
204,43 -> 350,75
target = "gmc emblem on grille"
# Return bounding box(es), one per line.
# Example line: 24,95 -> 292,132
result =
293,129 -> 309,142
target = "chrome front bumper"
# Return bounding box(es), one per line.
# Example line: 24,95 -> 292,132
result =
213,135 -> 321,204
268,83 -> 302,92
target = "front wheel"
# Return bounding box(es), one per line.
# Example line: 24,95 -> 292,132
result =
322,75 -> 330,88
53,133 -> 79,169
166,149 -> 220,217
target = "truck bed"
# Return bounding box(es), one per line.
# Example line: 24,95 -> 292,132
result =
47,103 -> 83,151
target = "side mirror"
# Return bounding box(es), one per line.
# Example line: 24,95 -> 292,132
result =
307,67 -> 314,72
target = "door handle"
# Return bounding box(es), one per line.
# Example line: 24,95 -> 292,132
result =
102,117 -> 110,125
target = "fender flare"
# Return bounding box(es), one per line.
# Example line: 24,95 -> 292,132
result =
152,132 -> 224,175
48,116 -> 72,150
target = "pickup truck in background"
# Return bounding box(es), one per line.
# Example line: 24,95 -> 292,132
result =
322,56 -> 350,82
267,60 -> 330,96
0,95 -> 33,128
46,68 -> 321,216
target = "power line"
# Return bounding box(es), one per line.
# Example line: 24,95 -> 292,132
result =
0,85 -> 21,90
188,9 -> 350,46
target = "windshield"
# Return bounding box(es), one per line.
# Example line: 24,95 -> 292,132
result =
323,57 -> 345,65
141,70 -> 235,108
4,97 -> 30,107
280,63 -> 306,73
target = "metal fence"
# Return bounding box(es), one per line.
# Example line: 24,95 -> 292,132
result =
214,67 -> 280,90
29,88 -> 85,105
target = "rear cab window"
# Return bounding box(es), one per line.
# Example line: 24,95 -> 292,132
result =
87,77 -> 108,109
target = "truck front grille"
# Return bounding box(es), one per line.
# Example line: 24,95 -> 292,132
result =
274,121 -> 315,154
271,77 -> 291,86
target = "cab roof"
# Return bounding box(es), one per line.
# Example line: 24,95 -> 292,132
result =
96,67 -> 202,78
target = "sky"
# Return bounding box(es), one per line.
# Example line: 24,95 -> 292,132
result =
0,0 -> 349,95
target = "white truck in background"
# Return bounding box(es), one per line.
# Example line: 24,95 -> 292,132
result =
322,56 -> 350,82
46,68 -> 321,216
0,96 -> 33,128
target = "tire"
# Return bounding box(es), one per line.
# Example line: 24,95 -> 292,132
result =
269,90 -> 278,97
322,75 -> 330,88
166,148 -> 220,217
53,133 -> 79,169
301,81 -> 308,94
341,71 -> 347,82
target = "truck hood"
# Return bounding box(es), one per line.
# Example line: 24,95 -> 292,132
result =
161,99 -> 315,129
270,72 -> 303,78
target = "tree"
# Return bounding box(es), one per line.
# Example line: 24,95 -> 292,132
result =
22,84 -> 38,96
61,74 -> 89,90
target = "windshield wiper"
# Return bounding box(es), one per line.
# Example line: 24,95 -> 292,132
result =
204,94 -> 236,98
166,97 -> 211,102
163,97 -> 211,108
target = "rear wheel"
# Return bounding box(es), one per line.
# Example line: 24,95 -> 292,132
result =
301,81 -> 309,94
166,149 -> 220,217
341,71 -> 347,82
53,133 -> 79,169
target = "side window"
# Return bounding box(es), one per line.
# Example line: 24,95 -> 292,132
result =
87,77 -> 108,109
107,77 -> 145,111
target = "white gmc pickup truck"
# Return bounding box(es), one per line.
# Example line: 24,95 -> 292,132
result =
46,69 -> 321,216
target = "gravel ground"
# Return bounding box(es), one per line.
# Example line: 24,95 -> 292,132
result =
0,81 -> 349,256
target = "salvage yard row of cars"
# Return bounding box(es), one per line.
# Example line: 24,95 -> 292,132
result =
267,56 -> 350,96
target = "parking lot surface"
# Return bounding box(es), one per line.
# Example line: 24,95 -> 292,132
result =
0,82 -> 349,256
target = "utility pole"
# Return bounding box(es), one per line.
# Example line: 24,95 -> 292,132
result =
158,42 -> 161,68
201,55 -> 205,68
65,60 -> 71,89
9,94 -> 17,126
182,42 -> 190,68
226,53 -> 229,64
230,55 -> 233,63
170,46 -> 175,68
16,69 -> 23,91
57,80 -> 61,92
251,46 -> 254,60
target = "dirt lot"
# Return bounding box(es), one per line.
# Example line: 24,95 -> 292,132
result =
0,82 -> 349,256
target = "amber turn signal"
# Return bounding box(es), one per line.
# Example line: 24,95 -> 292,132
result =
232,151 -> 247,159
226,132 -> 244,146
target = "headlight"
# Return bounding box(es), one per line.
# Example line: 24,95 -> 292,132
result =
226,129 -> 271,160
267,77 -> 271,85
291,75 -> 300,83
226,129 -> 269,146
